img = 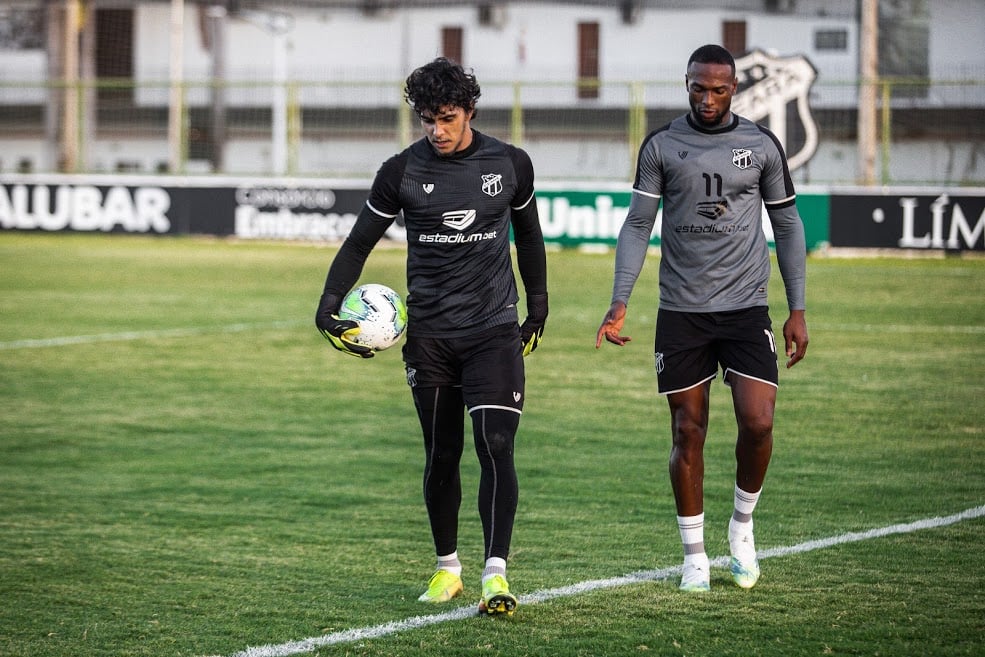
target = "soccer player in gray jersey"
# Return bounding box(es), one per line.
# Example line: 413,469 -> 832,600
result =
315,58 -> 548,616
596,44 -> 809,592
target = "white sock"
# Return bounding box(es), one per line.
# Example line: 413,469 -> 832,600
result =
482,556 -> 506,582
437,552 -> 462,577
730,484 -> 761,538
677,513 -> 705,558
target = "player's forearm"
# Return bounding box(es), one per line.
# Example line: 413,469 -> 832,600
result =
611,194 -> 658,304
517,250 -> 547,296
512,204 -> 548,295
322,207 -> 388,295
769,206 -> 808,311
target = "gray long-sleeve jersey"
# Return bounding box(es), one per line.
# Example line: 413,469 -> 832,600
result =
612,113 -> 807,313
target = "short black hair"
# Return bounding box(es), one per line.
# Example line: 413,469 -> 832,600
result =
687,44 -> 736,75
404,57 -> 482,118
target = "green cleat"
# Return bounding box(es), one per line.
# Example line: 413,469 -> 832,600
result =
679,571 -> 710,592
417,569 -> 463,603
729,531 -> 761,589
478,574 -> 517,616
679,555 -> 710,592
729,556 -> 761,589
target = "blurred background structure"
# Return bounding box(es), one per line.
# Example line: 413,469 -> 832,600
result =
1,0 -> 982,185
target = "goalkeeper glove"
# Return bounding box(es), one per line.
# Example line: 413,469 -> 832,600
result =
519,292 -> 548,357
315,291 -> 374,359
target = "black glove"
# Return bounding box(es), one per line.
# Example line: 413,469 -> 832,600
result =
519,292 -> 548,357
315,291 -> 374,359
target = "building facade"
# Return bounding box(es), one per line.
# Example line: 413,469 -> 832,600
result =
0,0 -> 982,184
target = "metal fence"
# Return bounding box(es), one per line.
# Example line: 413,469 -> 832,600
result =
2,76 -> 983,185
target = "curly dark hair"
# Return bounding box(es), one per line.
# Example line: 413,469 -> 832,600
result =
404,57 -> 481,119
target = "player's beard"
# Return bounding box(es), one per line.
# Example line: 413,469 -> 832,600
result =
690,101 -> 731,128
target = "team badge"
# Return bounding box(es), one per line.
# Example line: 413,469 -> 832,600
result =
732,49 -> 819,171
423,184 -> 434,194
732,148 -> 753,170
654,352 -> 665,373
481,173 -> 503,197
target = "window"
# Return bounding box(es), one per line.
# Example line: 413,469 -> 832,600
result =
815,29 -> 848,51
722,20 -> 747,56
0,6 -> 43,50
577,22 -> 599,100
96,9 -> 134,103
879,0 -> 929,98
441,27 -> 463,65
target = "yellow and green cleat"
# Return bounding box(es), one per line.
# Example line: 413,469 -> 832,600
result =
477,574 -> 517,616
417,569 -> 463,603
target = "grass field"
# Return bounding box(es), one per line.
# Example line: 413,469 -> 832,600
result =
1,233 -> 983,657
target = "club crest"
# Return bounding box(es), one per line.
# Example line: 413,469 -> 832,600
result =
481,173 -> 503,197
732,49 -> 819,171
732,148 -> 753,170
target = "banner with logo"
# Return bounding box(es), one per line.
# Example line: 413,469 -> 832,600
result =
535,185 -> 830,251
0,176 -> 371,240
829,189 -> 985,251
4,174 -> 980,252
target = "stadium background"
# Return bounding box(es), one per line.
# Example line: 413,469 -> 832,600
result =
0,0 -> 983,186
1,4 -> 984,657
2,0 -> 983,251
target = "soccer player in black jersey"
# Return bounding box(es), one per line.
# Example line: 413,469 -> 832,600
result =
315,57 -> 548,616
596,45 -> 809,592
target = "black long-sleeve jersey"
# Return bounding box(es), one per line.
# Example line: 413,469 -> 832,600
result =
323,130 -> 547,339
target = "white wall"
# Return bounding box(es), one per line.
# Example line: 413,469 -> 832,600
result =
1,1 -> 983,180
3,1 -> 981,107
127,2 -> 865,109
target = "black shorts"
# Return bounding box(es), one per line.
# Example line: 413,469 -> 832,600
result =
402,322 -> 525,412
654,307 -> 778,395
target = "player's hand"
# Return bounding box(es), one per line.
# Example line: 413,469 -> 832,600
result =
782,309 -> 808,368
596,301 -> 631,348
520,292 -> 548,356
315,292 -> 374,359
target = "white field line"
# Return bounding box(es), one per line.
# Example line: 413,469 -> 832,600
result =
0,321 -> 306,350
212,504 -> 985,657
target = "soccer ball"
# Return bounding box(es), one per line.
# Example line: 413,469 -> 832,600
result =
338,283 -> 408,352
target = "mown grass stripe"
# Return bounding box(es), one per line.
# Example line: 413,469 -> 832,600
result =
811,322 -> 985,334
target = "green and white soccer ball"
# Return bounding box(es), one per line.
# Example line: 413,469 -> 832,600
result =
338,283 -> 408,352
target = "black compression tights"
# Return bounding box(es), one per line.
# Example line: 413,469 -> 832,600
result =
412,386 -> 519,561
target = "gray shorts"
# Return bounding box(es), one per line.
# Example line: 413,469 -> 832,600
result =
654,307 -> 778,395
